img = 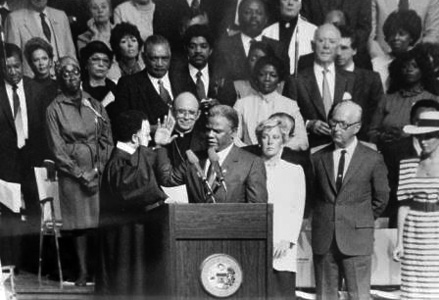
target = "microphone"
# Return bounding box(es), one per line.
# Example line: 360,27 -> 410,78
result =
186,150 -> 216,203
207,148 -> 227,192
82,98 -> 106,122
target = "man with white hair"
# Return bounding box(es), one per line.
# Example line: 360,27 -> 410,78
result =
284,24 -> 355,148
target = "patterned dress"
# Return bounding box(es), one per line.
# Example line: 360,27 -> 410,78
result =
397,158 -> 439,299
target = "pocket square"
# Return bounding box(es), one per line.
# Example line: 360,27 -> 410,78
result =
342,92 -> 352,101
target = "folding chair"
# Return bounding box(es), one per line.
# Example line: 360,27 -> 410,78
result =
34,160 -> 63,289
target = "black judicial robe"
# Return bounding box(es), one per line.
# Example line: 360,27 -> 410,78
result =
95,146 -> 167,297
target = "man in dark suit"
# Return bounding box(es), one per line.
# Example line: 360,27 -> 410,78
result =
311,100 -> 389,300
284,24 -> 355,148
157,104 -> 268,203
171,24 -> 237,108
0,43 -> 47,268
166,92 -> 207,167
214,0 -> 289,81
335,26 -> 383,141
115,35 -> 176,127
301,0 -> 371,69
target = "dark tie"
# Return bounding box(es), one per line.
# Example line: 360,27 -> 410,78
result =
399,0 -> 409,10
196,71 -> 207,100
40,13 -> 51,42
322,68 -> 332,117
206,162 -> 216,187
0,7 -> 9,27
12,85 -> 25,148
158,79 -> 172,107
336,150 -> 346,192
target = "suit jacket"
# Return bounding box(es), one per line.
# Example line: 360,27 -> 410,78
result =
351,68 -> 383,141
158,145 -> 268,203
214,34 -> 290,81
283,66 -> 355,147
165,127 -> 207,167
0,77 -> 47,183
5,7 -> 76,78
115,70 -> 177,125
170,60 -> 237,107
311,142 -> 389,256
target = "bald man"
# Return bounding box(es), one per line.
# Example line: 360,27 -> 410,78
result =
166,92 -> 207,167
311,101 -> 389,300
284,24 -> 355,148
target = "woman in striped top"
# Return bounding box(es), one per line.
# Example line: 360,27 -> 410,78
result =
394,111 -> 439,299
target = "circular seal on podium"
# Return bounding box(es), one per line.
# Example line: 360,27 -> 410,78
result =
199,253 -> 243,298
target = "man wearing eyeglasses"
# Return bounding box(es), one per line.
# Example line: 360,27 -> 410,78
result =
311,100 -> 389,300
166,92 -> 207,167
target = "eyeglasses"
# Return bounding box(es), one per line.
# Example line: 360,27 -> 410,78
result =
60,68 -> 80,79
88,56 -> 111,66
175,109 -> 198,117
328,120 -> 360,130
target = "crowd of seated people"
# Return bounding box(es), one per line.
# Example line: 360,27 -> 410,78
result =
1,0 -> 439,298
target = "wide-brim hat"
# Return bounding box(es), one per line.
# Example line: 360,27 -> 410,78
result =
404,111 -> 439,135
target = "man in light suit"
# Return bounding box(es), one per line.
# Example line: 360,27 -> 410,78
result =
157,104 -> 268,203
311,100 -> 389,300
284,24 -> 355,148
115,35 -> 177,127
214,0 -> 289,81
5,0 -> 76,78
262,0 -> 317,74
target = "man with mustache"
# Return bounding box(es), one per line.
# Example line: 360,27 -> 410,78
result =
171,24 -> 237,110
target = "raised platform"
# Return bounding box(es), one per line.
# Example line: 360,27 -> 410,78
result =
4,272 -> 94,300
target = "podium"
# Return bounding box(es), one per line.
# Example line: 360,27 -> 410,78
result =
142,203 -> 274,299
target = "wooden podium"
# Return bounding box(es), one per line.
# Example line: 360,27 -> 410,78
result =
142,203 -> 274,299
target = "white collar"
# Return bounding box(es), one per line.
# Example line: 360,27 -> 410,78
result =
216,143 -> 234,165
314,61 -> 335,73
241,32 -> 262,43
117,141 -> 136,155
189,64 -> 209,79
344,62 -> 355,72
4,79 -> 23,90
0,2 -> 9,9
335,136 -> 358,154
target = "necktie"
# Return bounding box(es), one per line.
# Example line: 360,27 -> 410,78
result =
206,162 -> 216,187
12,85 -> 25,148
40,13 -> 51,42
322,68 -> 332,117
158,79 -> 172,108
399,0 -> 409,10
196,71 -> 207,101
336,150 -> 346,192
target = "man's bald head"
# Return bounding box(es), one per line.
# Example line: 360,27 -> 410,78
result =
173,92 -> 201,132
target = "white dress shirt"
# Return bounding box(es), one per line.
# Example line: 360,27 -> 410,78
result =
5,80 -> 28,140
204,142 -> 234,175
333,137 -> 358,181
189,64 -> 209,97
241,33 -> 263,56
314,62 -> 336,104
148,72 -> 174,100
116,141 -> 136,155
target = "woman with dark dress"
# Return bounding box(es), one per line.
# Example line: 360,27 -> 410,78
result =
46,56 -> 113,286
80,40 -> 117,124
23,37 -> 58,102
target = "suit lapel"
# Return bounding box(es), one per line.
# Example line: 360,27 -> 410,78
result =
303,69 -> 327,120
0,82 -> 15,130
24,10 -> 41,40
321,145 -> 337,194
339,143 -> 364,191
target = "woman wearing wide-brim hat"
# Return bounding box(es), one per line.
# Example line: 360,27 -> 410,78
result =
393,111 -> 439,299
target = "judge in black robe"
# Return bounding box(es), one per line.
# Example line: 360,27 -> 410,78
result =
95,110 -> 168,298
